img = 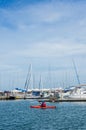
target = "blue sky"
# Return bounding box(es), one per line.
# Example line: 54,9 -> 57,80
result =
0,0 -> 86,90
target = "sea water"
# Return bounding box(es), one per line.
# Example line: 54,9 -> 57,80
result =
0,100 -> 86,130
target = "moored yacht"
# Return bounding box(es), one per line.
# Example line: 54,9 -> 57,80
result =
67,84 -> 86,99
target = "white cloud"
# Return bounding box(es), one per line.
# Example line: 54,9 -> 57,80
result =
11,41 -> 86,58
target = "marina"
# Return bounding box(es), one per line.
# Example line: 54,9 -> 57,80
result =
0,0 -> 86,129
1,84 -> 86,102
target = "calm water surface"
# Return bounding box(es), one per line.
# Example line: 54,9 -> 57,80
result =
0,100 -> 86,130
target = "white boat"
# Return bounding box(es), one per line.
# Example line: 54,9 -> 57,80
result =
67,85 -> 86,99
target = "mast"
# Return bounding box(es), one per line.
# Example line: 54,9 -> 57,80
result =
39,75 -> 43,90
72,59 -> 80,85
24,64 -> 32,91
33,74 -> 35,89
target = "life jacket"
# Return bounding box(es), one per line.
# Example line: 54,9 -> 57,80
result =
41,102 -> 46,107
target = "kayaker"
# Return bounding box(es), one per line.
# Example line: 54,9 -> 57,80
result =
41,101 -> 46,107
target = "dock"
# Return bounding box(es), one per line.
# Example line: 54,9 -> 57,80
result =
38,98 -> 86,102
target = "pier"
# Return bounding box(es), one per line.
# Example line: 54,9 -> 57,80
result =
1,95 -> 86,102
37,98 -> 86,102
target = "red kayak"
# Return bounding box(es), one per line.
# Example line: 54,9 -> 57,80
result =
30,105 -> 56,109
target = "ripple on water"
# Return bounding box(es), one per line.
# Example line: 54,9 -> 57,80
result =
0,101 -> 86,130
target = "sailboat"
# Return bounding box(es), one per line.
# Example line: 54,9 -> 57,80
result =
66,60 -> 86,99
